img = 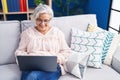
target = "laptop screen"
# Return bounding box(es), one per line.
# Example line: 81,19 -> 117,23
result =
17,56 -> 57,72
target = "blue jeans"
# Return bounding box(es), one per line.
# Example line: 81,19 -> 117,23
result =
21,65 -> 61,80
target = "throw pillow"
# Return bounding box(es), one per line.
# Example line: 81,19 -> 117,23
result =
87,24 -> 120,65
64,52 -> 90,79
71,28 -> 106,68
21,20 -> 35,32
104,34 -> 120,65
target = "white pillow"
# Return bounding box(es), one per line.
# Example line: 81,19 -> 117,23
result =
104,34 -> 120,65
64,52 -> 90,79
87,24 -> 120,65
71,28 -> 106,68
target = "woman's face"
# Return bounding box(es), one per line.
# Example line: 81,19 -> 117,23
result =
36,13 -> 51,33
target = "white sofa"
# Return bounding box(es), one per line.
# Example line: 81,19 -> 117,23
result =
0,14 -> 120,80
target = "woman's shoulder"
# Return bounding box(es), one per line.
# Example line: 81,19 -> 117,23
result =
52,27 -> 59,30
23,27 -> 34,33
52,27 -> 63,33
52,27 -> 64,36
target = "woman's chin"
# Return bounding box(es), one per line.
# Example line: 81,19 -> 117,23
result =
41,28 -> 46,31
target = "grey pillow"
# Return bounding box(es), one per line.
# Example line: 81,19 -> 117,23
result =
64,52 -> 90,79
21,20 -> 35,32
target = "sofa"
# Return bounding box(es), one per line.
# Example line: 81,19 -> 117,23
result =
0,14 -> 120,80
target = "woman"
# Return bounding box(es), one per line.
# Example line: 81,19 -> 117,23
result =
15,4 -> 72,80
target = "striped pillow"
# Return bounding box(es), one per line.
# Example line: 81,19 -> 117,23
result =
71,28 -> 106,68
102,32 -> 114,63
87,24 -> 119,65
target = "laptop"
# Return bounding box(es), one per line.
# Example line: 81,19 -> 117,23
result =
17,56 -> 57,72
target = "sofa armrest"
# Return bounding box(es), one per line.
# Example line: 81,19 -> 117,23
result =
111,45 -> 120,74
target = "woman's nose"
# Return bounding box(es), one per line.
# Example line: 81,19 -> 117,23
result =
40,21 -> 46,25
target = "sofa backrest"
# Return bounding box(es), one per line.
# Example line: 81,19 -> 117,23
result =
21,14 -> 97,47
0,21 -> 20,65
50,14 -> 97,46
0,14 -> 97,65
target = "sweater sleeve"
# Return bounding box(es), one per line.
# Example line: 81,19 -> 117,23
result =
15,31 -> 29,56
57,30 -> 73,65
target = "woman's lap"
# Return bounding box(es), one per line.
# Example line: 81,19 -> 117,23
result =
21,65 -> 61,80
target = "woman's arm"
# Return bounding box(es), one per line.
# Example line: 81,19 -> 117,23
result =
15,31 -> 29,55
57,30 -> 73,65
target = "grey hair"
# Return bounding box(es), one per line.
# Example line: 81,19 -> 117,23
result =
31,4 -> 53,22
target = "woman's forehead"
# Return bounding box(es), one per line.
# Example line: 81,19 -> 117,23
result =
37,13 -> 51,19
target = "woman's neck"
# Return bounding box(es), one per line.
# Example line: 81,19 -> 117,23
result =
35,26 -> 51,35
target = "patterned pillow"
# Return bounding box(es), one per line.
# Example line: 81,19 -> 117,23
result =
64,52 -> 90,79
87,24 -> 120,65
71,28 -> 106,68
104,34 -> 120,65
21,20 -> 35,32
102,32 -> 114,63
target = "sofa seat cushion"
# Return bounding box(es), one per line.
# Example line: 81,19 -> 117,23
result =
59,64 -> 120,80
84,64 -> 120,80
0,64 -> 21,80
59,73 -> 80,80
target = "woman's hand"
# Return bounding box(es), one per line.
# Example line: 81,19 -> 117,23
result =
57,58 -> 61,64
